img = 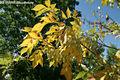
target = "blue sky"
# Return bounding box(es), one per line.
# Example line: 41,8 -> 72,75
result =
75,0 -> 120,57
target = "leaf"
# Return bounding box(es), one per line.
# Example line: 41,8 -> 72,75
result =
21,27 -> 32,32
93,12 -> 95,16
45,30 -> 56,35
46,13 -> 55,22
100,75 -> 106,80
0,66 -> 6,69
21,47 -> 28,55
62,11 -> 67,19
60,62 -> 72,80
49,60 -> 54,67
32,23 -> 41,32
28,50 -> 39,61
19,39 -> 31,47
2,69 -> 7,76
75,72 -> 86,80
35,8 -> 47,17
32,4 -> 46,11
38,51 -> 43,67
73,10 -> 78,17
99,28 -> 105,40
32,55 -> 38,68
116,50 -> 120,58
29,32 -> 39,39
45,0 -> 50,7
41,17 -> 51,23
90,0 -> 94,3
50,4 -> 56,9
66,8 -> 71,18
101,0 -> 107,7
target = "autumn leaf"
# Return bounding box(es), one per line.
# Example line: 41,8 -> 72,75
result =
45,0 -> 50,7
49,60 -> 55,67
50,4 -> 56,9
74,72 -> 86,80
93,12 -> 95,16
101,0 -> 107,7
66,8 -> 71,18
29,32 -> 40,39
21,27 -> 32,32
99,28 -> 105,40
62,11 -> 67,19
35,8 -> 47,17
73,10 -> 78,17
60,62 -> 72,80
90,0 -> 94,3
19,39 -> 31,47
21,47 -> 28,55
32,4 -> 46,11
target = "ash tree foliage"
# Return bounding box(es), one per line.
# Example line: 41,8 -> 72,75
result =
0,0 -> 78,79
1,0 -> 120,80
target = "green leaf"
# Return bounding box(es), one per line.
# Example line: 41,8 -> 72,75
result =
2,69 -> 7,76
75,72 -> 86,80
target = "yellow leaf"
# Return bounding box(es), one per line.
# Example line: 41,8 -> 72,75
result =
21,47 -> 28,55
28,50 -> 39,61
99,28 -> 105,40
62,11 -> 67,19
45,30 -> 56,35
46,13 -> 55,22
35,8 -> 47,17
32,4 -> 46,11
49,60 -> 54,67
38,51 -> 43,67
41,17 -> 51,23
73,10 -> 78,17
93,12 -> 95,16
21,27 -> 32,32
29,32 -> 39,39
28,46 -> 33,54
75,72 -> 86,80
50,4 -> 56,9
101,0 -> 107,7
100,75 -> 106,80
19,39 -> 31,47
66,8 -> 71,18
90,0 -> 94,3
50,25 -> 59,30
116,50 -> 120,58
32,23 -> 41,32
32,55 -> 38,68
45,0 -> 50,7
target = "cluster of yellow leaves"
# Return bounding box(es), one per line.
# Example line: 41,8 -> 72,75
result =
19,0 -> 120,80
19,0 -> 83,80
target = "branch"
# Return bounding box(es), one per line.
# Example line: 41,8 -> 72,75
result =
96,41 -> 119,50
80,42 -> 96,54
